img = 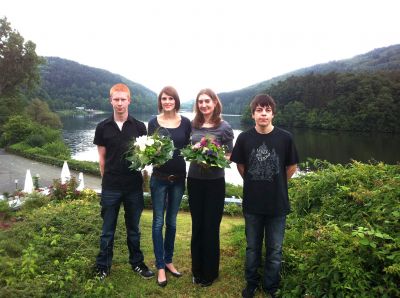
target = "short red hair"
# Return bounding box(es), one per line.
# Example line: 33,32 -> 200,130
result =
110,83 -> 130,98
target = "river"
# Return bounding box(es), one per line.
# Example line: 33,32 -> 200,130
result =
61,112 -> 400,185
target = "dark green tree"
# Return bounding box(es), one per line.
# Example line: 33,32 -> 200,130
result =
0,17 -> 43,96
25,98 -> 62,129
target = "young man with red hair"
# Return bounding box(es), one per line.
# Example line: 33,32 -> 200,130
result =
93,83 -> 154,280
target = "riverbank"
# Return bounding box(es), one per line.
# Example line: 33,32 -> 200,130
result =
0,149 -> 101,194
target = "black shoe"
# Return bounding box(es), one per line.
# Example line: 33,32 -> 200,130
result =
200,279 -> 213,287
192,276 -> 202,285
95,266 -> 110,281
132,262 -> 155,279
242,284 -> 257,298
156,269 -> 167,287
192,276 -> 213,287
157,278 -> 167,287
165,265 -> 183,278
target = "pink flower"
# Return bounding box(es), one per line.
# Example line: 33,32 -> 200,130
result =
200,137 -> 207,146
211,139 -> 221,147
193,142 -> 202,149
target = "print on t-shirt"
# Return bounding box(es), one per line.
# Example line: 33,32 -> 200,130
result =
248,142 -> 280,181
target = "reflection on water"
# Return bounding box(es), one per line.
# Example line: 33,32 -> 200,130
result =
61,112 -> 400,185
289,128 -> 400,165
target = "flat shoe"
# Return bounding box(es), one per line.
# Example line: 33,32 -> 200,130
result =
165,265 -> 183,278
157,278 -> 167,287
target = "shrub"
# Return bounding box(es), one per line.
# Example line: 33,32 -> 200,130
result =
37,126 -> 61,143
49,177 -> 80,201
21,192 -> 51,211
26,134 -> 46,147
25,146 -> 47,156
280,161 -> 400,297
1,115 -> 35,145
67,159 -> 100,176
180,195 -> 190,211
79,189 -> 99,202
42,141 -> 71,159
0,200 -> 12,220
223,202 -> 242,216
225,182 -> 243,198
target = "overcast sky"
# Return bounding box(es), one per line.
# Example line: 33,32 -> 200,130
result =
2,0 -> 399,101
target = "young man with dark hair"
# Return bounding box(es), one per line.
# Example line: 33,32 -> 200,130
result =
94,83 -> 154,280
230,94 -> 299,298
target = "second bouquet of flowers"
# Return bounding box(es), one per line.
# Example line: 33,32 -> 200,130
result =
181,136 -> 230,168
126,132 -> 175,171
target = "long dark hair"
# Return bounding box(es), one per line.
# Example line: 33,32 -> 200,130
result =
192,88 -> 222,129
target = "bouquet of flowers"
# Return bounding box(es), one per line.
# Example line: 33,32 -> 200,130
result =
126,132 -> 175,171
181,136 -> 230,168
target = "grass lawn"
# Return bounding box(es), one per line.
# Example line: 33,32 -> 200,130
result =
106,210 -> 249,297
1,198 -> 261,297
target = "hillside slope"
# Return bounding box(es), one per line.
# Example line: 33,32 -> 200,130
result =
219,44 -> 400,114
34,57 -> 157,113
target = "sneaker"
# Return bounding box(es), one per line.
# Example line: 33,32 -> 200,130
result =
133,263 -> 155,279
95,266 -> 110,281
242,284 -> 257,298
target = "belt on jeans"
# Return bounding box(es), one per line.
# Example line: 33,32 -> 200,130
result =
152,172 -> 185,182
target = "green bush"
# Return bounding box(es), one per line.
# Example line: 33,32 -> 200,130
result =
223,203 -> 242,216
42,141 -> 71,159
26,134 -> 46,147
21,192 -> 51,211
37,126 -> 61,143
0,115 -> 35,145
180,195 -> 190,211
280,161 -> 400,297
67,159 -> 100,176
227,161 -> 400,297
79,189 -> 99,202
25,146 -> 47,156
49,177 -> 81,201
225,182 -> 243,198
0,200 -> 12,220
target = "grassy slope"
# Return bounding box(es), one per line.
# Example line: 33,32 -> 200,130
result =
0,199 -> 248,297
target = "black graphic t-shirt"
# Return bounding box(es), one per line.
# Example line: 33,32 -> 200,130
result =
230,127 -> 299,215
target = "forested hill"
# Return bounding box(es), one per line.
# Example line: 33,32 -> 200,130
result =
219,44 -> 400,114
34,57 -> 157,113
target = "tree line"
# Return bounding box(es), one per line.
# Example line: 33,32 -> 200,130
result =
220,44 -> 400,115
241,71 -> 400,133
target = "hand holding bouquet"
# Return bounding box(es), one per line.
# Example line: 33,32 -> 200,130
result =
181,136 -> 230,168
126,132 -> 175,171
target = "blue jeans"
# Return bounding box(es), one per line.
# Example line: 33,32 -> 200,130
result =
150,176 -> 185,269
96,189 -> 144,269
243,213 -> 286,294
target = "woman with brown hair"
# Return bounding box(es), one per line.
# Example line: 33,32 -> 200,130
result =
187,88 -> 234,287
148,86 -> 191,287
